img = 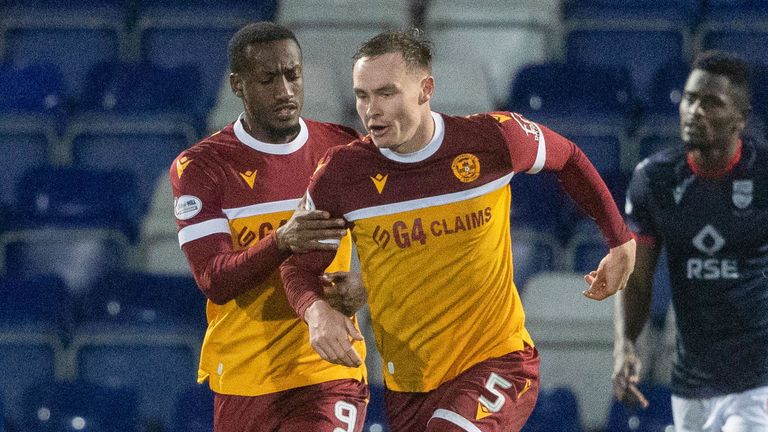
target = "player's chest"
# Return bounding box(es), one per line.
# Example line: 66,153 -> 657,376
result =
653,174 -> 768,251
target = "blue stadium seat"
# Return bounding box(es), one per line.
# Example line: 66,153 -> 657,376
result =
173,384 -> 213,432
701,28 -> 768,67
704,0 -> 768,23
64,117 -> 194,212
13,165 -> 142,240
522,387 -> 584,432
563,0 -> 698,23
20,380 -> 139,432
0,116 -> 55,206
511,229 -> 562,292
510,171 -> 573,241
604,383 -> 673,432
0,63 -> 64,115
365,384 -> 389,432
80,271 -> 204,329
646,60 -> 690,118
0,228 -> 131,296
79,60 -> 202,116
566,27 -> 686,102
138,21 -> 239,116
507,62 -> 634,121
638,131 -> 679,160
74,340 -> 198,431
2,17 -> 123,101
0,274 -> 72,336
562,131 -> 625,175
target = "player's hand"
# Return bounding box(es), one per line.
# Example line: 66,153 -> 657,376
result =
613,340 -> 649,408
583,238 -> 636,300
321,271 -> 367,316
276,203 -> 347,253
304,300 -> 364,368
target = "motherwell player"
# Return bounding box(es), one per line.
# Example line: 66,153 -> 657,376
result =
281,29 -> 636,432
170,23 -> 367,432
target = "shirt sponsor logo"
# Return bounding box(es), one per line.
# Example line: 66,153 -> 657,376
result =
239,170 -> 257,189
174,195 -> 202,220
687,225 -> 738,279
176,156 -> 192,178
510,113 -> 541,142
452,153 -> 481,183
370,173 -> 388,194
732,179 -> 753,209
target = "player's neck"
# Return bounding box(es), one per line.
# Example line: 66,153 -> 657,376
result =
393,111 -> 435,154
687,137 -> 742,179
242,115 -> 299,144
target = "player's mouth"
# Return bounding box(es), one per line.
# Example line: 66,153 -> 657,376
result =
275,103 -> 299,119
368,124 -> 388,137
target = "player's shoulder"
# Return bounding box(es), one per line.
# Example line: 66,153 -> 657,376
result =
635,145 -> 684,176
303,118 -> 361,147
170,124 -> 236,180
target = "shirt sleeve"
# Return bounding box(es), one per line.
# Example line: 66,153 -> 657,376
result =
625,160 -> 658,245
496,112 -> 631,247
170,153 -> 290,305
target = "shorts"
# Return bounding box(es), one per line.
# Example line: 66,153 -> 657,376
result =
213,378 -> 369,432
672,385 -> 768,432
385,345 -> 540,432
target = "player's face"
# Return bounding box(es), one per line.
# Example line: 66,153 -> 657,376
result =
230,39 -> 304,143
353,52 -> 433,152
679,68 -> 745,152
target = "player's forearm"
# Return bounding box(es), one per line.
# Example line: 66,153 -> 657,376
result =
183,232 -> 291,304
556,148 -> 630,247
280,251 -> 336,320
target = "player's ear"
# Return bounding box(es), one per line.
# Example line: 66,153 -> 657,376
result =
230,72 -> 244,98
419,75 -> 434,104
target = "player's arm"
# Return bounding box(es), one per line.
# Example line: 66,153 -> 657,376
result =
613,238 -> 659,408
281,182 -> 364,368
171,156 -> 346,305
499,113 -> 635,300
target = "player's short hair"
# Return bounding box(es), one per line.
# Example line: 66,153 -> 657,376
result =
353,28 -> 432,73
692,50 -> 751,117
228,22 -> 300,74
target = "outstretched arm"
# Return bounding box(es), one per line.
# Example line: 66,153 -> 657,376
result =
612,239 -> 659,408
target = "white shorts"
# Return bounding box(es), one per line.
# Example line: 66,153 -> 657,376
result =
672,385 -> 768,432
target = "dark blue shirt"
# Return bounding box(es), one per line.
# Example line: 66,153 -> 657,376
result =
626,139 -> 768,398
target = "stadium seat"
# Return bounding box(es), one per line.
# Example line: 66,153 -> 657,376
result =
0,116 -> 56,206
365,383 -> 389,432
562,0 -> 699,24
74,339 -> 198,431
430,59 -> 495,115
557,126 -> 627,175
604,383 -> 673,432
645,60 -> 690,118
522,272 -> 615,430
428,26 -> 550,106
172,384 -> 213,432
1,14 -> 123,101
507,62 -> 634,122
636,128 -> 680,160
521,387 -> 584,432
704,0 -> 768,24
0,228 -> 131,296
63,116 -> 194,212
0,62 -> 64,116
566,26 -> 687,102
700,27 -> 768,68
565,228 -> 609,273
138,19 -> 241,116
80,271 -> 204,329
510,171 -> 572,241
13,165 -> 142,240
511,228 -> 563,292
20,380 -> 139,432
138,174 -> 190,275
0,274 -> 72,337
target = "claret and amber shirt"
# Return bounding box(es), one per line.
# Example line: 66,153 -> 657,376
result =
282,111 -> 630,392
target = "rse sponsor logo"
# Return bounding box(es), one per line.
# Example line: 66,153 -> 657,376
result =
237,219 -> 288,248
372,207 -> 492,250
